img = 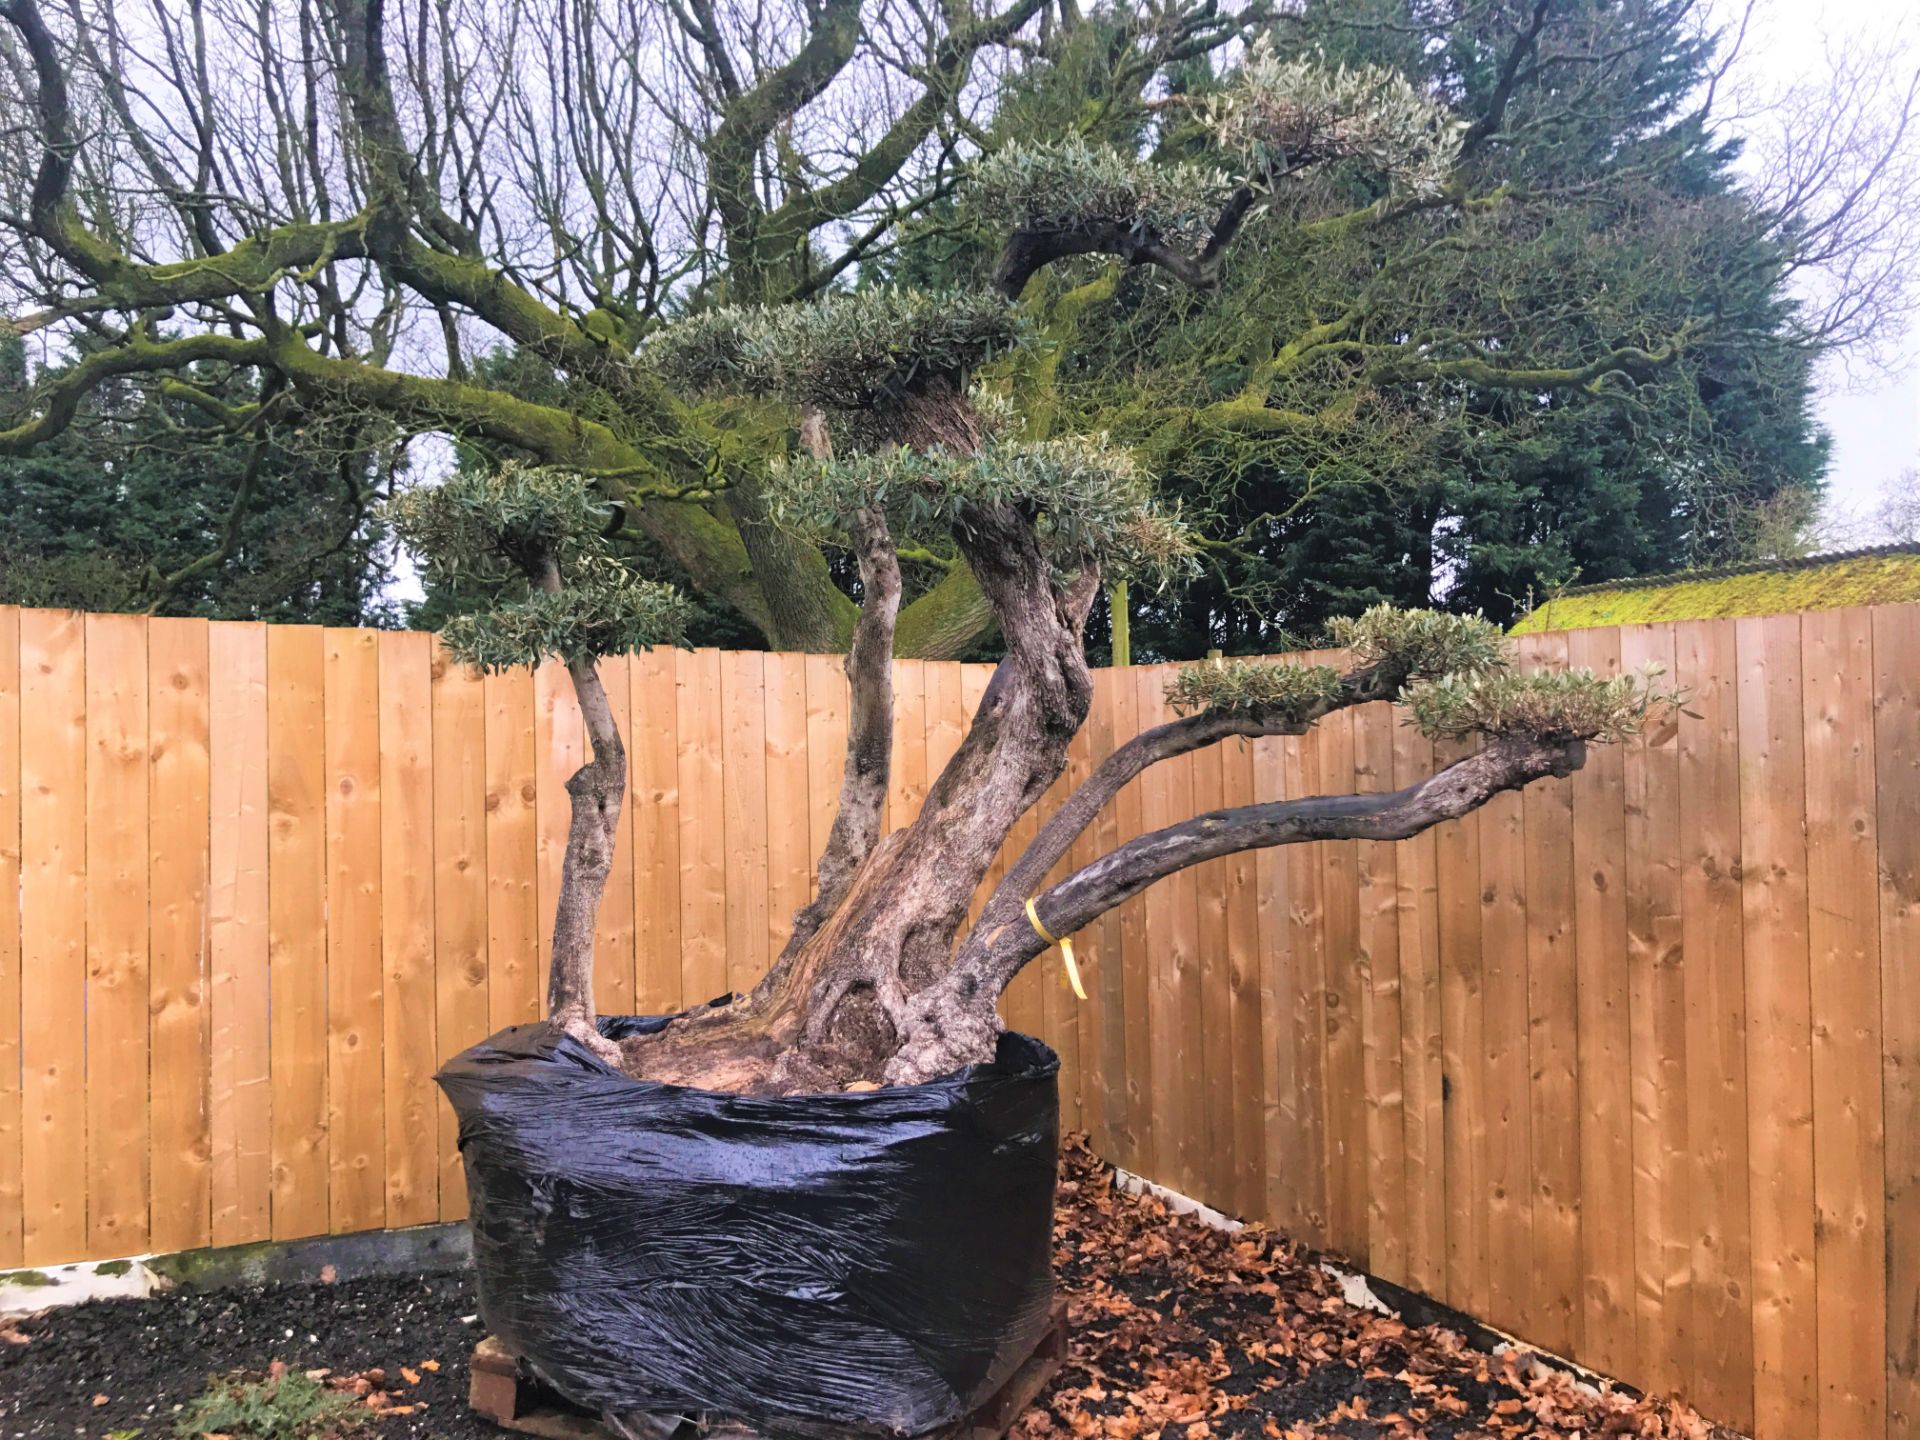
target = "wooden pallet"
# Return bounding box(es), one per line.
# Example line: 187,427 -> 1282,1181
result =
469,1300 -> 1069,1440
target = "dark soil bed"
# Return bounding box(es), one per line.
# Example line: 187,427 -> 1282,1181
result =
2,1139 -> 1722,1440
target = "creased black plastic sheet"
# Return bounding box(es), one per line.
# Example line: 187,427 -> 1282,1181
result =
438,1012 -> 1060,1437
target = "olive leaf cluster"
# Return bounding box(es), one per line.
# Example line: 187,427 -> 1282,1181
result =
388,465 -> 690,673
966,137 -> 1234,249
1403,666 -> 1680,743
1204,37 -> 1464,197
389,462 -> 618,581
436,561 -> 693,674
1326,605 -> 1506,683
640,289 -> 1027,408
1160,607 -> 1669,742
768,432 -> 1195,583
1166,658 -> 1344,718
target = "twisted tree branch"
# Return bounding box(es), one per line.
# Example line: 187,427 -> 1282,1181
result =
952,731 -> 1586,1001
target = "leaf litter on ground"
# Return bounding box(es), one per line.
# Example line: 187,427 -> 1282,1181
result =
1024,1137 -> 1731,1440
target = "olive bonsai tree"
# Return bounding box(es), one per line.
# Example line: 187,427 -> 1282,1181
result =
389,467 -> 691,1063
390,44 -> 1674,1094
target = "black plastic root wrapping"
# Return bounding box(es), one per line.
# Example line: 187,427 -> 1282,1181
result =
437,1014 -> 1061,1438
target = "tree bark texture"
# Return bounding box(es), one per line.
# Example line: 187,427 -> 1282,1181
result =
520,370 -> 1608,1092
547,657 -> 627,1066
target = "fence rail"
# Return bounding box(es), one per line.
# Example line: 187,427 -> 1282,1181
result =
0,603 -> 1916,1440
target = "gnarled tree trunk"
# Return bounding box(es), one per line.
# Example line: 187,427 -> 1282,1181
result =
562,381 -> 1591,1095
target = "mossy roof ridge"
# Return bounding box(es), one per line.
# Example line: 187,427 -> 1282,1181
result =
1510,544 -> 1920,633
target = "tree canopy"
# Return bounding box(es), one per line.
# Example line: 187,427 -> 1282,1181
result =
0,333 -> 400,621
513,73 -> 1683,1086
889,0 -> 1850,655
1,0 -> 1902,655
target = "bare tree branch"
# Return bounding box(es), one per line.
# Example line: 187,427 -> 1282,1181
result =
948,731 -> 1586,1007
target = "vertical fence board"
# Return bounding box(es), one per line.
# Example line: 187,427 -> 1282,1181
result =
923,663 -> 966,780
21,609 -> 88,1264
1480,774 -> 1532,1338
721,651 -> 769,998
764,654 -> 811,971
1522,758 -> 1581,1357
803,654 -> 846,902
631,649 -> 682,1013
1803,608 -> 1886,1440
148,618 -> 211,1254
267,626 -> 328,1241
378,631 -> 436,1229
1436,738 -> 1488,1318
1735,614 -> 1817,1440
1355,706 -> 1405,1284
995,673 -> 1045,1047
324,629 -> 383,1236
84,614 -> 150,1256
1392,722 -> 1445,1297
998,756 -> 1044,1052
1070,670 -> 1109,1154
1222,731 -> 1265,1222
889,662 -> 928,839
0,610 -> 19,1267
1136,667 -> 1189,1194
1520,632 -> 1581,1358
957,664 -> 991,935
1282,727 -> 1330,1249
208,622 -> 270,1246
1621,623 -> 1690,1394
999,789 -> 1046,1046
20,608 -> 88,1263
1567,625 -> 1635,1379
1042,737 -> 1083,1136
1088,669 -> 1135,1170
1676,619 -> 1753,1434
1873,604 -> 1920,1439
677,651 -> 727,1006
1255,727 -> 1296,1233
1169,684 -> 1205,1202
484,668 -> 540,1029
431,646 -> 489,1221
1058,686 -> 1099,1145
1317,708 -> 1367,1262
1110,671 -> 1153,1180
1191,733 -> 1234,1206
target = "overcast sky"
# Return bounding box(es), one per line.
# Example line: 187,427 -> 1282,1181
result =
1732,0 -> 1917,527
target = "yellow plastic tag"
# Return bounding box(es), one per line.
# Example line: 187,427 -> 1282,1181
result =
1058,936 -> 1087,1001
1025,896 -> 1088,1001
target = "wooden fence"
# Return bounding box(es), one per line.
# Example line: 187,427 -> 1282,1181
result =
0,602 -> 1916,1440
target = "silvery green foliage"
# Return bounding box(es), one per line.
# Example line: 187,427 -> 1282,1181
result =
633,307 -> 754,395
390,462 -> 615,579
388,465 -> 690,672
1165,658 -> 1344,718
1204,37 -> 1464,197
967,137 -> 1234,248
768,432 -> 1195,583
436,561 -> 693,674
1325,605 -> 1507,680
1403,666 -> 1678,743
640,290 -> 1027,408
